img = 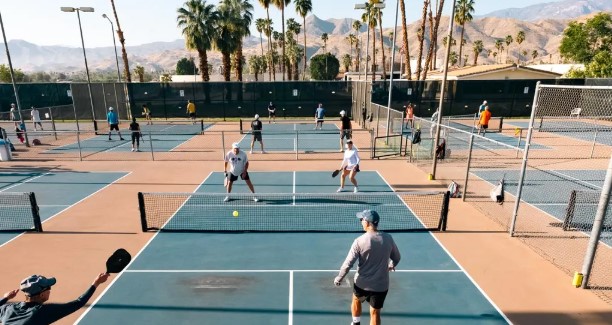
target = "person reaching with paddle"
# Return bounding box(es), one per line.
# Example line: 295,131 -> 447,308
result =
0,273 -> 109,324
337,139 -> 360,193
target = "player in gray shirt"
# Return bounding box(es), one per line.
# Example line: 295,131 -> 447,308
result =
334,210 -> 401,325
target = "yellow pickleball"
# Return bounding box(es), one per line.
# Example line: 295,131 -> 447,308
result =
233,210 -> 239,217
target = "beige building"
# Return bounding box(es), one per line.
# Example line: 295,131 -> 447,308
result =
426,63 -> 561,80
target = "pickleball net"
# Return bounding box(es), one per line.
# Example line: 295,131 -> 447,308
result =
138,191 -> 450,232
0,192 -> 43,232
563,190 -> 612,234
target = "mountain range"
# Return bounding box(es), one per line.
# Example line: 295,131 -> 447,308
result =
0,0 -> 610,74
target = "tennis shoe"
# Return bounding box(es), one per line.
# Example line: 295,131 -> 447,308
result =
337,187 -> 343,193
108,137 -> 112,140
249,150 -> 253,154
223,196 -> 230,202
253,197 -> 259,202
131,148 -> 135,152
354,187 -> 359,193
120,137 -> 125,140
261,150 -> 266,154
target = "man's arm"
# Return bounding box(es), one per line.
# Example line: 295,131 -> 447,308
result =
389,238 -> 401,269
0,289 -> 18,306
334,240 -> 359,285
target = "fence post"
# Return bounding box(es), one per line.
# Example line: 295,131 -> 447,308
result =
590,127 -> 598,158
462,134 -> 474,201
49,107 -> 58,141
516,129 -> 523,158
221,131 -> 226,159
295,131 -> 299,160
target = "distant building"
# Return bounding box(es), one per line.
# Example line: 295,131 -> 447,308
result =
425,64 -> 562,80
526,64 -> 585,77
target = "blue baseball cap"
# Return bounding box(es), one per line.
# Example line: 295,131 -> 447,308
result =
20,275 -> 56,296
356,210 -> 379,225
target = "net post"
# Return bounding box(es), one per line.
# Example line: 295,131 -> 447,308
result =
498,117 -> 504,133
516,129 -> 522,158
148,130 -> 154,161
562,190 -> 577,231
49,107 -> 58,140
590,127 -> 598,158
295,131 -> 299,160
28,192 -> 43,232
200,119 -> 204,134
462,134 -> 474,201
221,131 -> 226,159
138,192 -> 148,232
441,191 -> 451,231
239,119 -> 243,134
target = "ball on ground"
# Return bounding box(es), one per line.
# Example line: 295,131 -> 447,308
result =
232,210 -> 239,217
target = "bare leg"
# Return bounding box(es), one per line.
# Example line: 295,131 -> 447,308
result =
352,295 -> 362,322
226,180 -> 233,193
245,179 -> 256,193
350,169 -> 358,187
370,307 -> 381,325
340,138 -> 344,151
340,169 -> 350,189
250,138 -> 255,152
260,140 -> 265,153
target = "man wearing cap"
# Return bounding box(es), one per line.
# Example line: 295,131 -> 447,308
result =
106,107 -> 124,141
338,139 -> 360,193
478,100 -> 488,117
339,110 -> 352,152
314,103 -> 325,130
250,114 -> 265,154
9,103 -> 19,127
267,102 -> 276,124
334,210 -> 401,325
224,142 -> 258,202
0,273 -> 109,324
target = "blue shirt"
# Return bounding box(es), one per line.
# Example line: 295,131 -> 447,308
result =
107,111 -> 119,124
315,107 -> 325,119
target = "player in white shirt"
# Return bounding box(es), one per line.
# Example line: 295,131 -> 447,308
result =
30,107 -> 43,131
223,142 -> 258,202
338,139 -> 361,193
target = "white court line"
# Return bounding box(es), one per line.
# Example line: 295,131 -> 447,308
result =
375,170 -> 512,324
0,171 -> 132,249
169,123 -> 212,152
101,139 -> 131,153
75,171 -> 212,324
545,169 -> 602,190
292,171 -> 296,205
288,271 -> 294,325
0,172 -> 51,192
124,269 -> 463,273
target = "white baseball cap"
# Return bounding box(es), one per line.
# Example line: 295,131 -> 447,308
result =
108,107 -> 114,111
232,142 -> 240,149
483,100 -> 487,104
340,110 -> 346,116
255,114 -> 260,120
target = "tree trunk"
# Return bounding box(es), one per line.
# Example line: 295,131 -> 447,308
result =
235,44 -> 244,81
266,8 -> 274,81
198,49 -> 210,82
458,23 -> 465,66
416,0 -> 429,80
259,33 -> 264,57
222,51 -> 231,81
400,0 -> 411,79
378,15 -> 386,80
287,58 -> 293,81
423,0 -> 444,80
473,52 -> 478,66
111,0 -> 131,82
281,6 -> 286,81
303,16 -> 307,80
372,26 -> 376,80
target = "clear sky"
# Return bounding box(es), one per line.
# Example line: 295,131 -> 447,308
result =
0,0 -> 555,48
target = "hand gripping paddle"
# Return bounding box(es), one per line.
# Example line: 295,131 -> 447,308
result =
106,248 -> 132,274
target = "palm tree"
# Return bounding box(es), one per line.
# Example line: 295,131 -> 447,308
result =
133,65 -> 145,82
258,0 -> 274,80
286,18 -> 301,79
213,5 -> 240,81
272,0 -> 291,80
515,30 -> 525,64
455,0 -> 475,67
531,50 -> 539,62
423,0 -> 445,80
249,55 -> 266,81
361,3 -> 378,78
472,40 -> 484,65
177,0 -> 217,82
321,33 -> 329,52
346,33 -> 357,64
342,54 -> 352,72
399,0 -> 411,79
352,20 -> 362,72
504,35 -> 513,63
374,2 -> 387,79
272,31 -> 283,71
415,0 -> 429,80
220,0 -> 253,82
255,18 -> 266,57
494,39 -> 504,64
294,0 -> 312,80
110,0 -> 131,82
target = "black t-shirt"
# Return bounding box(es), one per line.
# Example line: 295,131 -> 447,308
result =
251,120 -> 262,132
341,116 -> 352,130
129,122 -> 140,132
268,105 -> 276,113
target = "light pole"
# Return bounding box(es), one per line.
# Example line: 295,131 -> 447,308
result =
102,14 -> 121,82
61,6 -> 97,131
0,11 -> 29,147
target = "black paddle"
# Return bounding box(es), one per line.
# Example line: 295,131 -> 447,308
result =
332,169 -> 341,178
106,248 -> 131,274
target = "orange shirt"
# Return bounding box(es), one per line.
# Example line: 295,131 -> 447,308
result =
479,110 -> 491,125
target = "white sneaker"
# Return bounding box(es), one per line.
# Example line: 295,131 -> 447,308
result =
131,148 -> 135,152
354,187 -> 359,193
249,150 -> 253,154
253,197 -> 259,202
337,187 -> 343,193
261,150 -> 266,154
223,196 -> 230,202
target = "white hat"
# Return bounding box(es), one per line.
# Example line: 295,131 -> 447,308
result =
483,100 -> 487,104
232,142 -> 240,149
108,107 -> 114,111
254,114 -> 260,120
340,110 -> 346,116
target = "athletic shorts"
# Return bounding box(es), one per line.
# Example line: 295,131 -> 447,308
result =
227,171 -> 250,182
131,133 -> 140,144
269,112 -> 276,117
110,124 -> 119,131
340,130 -> 352,139
252,132 -> 262,142
316,119 -> 324,124
480,124 -> 488,129
353,284 -> 388,309
189,112 -> 196,118
346,164 -> 360,172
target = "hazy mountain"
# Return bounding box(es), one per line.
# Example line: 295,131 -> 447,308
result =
480,0 -> 611,21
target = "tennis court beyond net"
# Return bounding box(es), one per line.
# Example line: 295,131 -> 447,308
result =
138,192 -> 450,232
0,192 -> 43,232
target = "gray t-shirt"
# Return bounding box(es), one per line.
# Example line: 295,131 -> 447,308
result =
224,150 -> 248,176
336,231 -> 401,292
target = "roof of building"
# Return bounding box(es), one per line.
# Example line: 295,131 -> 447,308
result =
426,63 -> 562,79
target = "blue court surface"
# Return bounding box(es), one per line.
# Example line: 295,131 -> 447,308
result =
239,122 -> 343,152
0,171 -> 128,246
77,171 -> 508,324
45,123 -> 212,154
471,169 -> 611,246
506,120 -> 612,146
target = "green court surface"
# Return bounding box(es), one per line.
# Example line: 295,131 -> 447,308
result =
0,171 -> 129,246
77,172 -> 509,324
239,122 -> 343,152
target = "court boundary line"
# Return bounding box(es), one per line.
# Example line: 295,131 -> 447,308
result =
0,172 -> 50,192
470,170 -> 612,250
0,171 -> 132,249
288,270 -> 294,325
169,123 -> 213,152
123,269 -> 464,273
75,171 -> 213,324
375,170 -> 512,324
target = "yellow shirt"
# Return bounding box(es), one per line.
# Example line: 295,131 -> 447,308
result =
187,102 -> 196,113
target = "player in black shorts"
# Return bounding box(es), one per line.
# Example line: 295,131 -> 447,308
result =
339,110 -> 352,152
129,117 -> 141,152
267,102 -> 276,124
250,114 -> 265,154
